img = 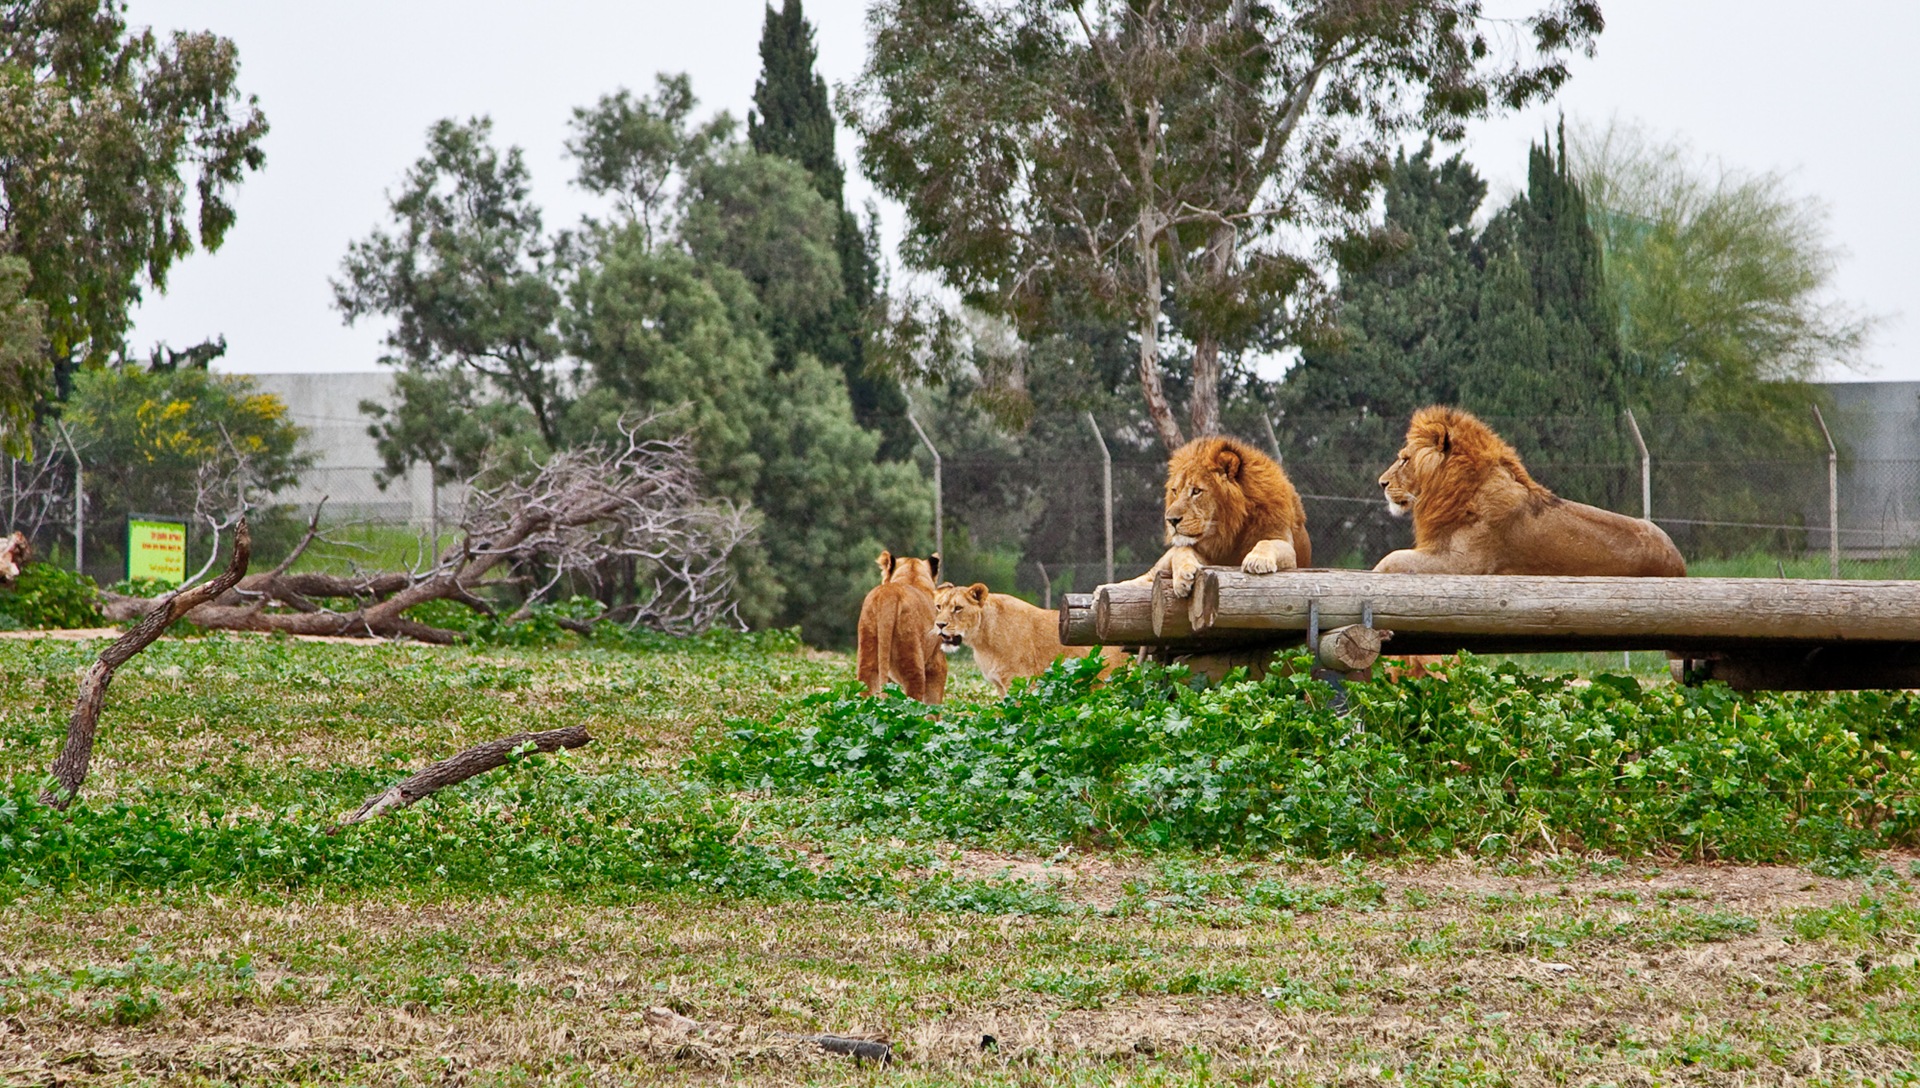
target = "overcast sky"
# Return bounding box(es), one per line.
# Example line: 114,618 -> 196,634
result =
122,0 -> 1919,383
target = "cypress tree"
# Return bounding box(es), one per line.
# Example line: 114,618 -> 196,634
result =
1282,144 -> 1485,421
1464,122 -> 1630,505
749,0 -> 909,455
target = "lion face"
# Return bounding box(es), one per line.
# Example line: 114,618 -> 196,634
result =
1379,448 -> 1418,518
1379,429 -> 1451,520
930,582 -> 988,653
1163,445 -> 1250,546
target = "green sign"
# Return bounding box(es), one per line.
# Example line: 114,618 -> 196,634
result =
127,518 -> 189,586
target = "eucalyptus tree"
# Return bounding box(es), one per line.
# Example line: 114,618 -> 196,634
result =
0,0 -> 267,449
853,0 -> 1604,448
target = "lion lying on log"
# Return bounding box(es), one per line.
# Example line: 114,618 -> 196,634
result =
1373,406 -> 1685,577
1129,436 -> 1311,599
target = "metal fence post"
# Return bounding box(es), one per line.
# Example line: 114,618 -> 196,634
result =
1813,404 -> 1839,578
1085,411 -> 1113,584
1624,409 -> 1651,521
907,411 -> 942,561
57,424 -> 82,574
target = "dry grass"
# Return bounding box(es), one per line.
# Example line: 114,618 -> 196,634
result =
2,634 -> 1918,1085
4,863 -> 1918,1085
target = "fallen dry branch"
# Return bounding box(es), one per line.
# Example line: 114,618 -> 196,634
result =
334,725 -> 594,829
95,419 -> 750,642
42,518 -> 252,810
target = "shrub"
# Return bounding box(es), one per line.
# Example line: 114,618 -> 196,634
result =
0,563 -> 102,629
692,652 -> 1920,862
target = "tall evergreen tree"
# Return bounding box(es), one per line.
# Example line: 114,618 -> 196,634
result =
1282,145 -> 1485,423
748,0 -> 910,455
1466,123 -> 1631,505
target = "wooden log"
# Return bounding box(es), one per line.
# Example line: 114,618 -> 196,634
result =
1316,624 -> 1391,672
1060,593 -> 1098,647
1679,646 -> 1920,692
1189,569 -> 1920,654
1087,579 -> 1249,648
42,519 -> 252,810
334,725 -> 593,829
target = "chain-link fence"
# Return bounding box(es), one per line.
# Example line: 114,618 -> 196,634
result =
7,402 -> 1918,599
911,407 -> 1920,602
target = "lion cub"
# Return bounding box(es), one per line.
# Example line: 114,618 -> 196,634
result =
855,550 -> 947,703
1130,435 -> 1312,598
931,582 -> 1128,695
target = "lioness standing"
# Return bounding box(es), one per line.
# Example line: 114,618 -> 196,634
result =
855,551 -> 947,703
1374,406 -> 1685,576
1129,435 -> 1312,598
931,582 -> 1129,695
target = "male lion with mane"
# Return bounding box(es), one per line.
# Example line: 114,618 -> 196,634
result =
1374,406 -> 1685,576
1129,435 -> 1311,598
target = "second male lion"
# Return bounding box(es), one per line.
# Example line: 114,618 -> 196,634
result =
1131,435 -> 1311,598
855,550 -> 947,703
931,582 -> 1130,696
1373,406 -> 1686,576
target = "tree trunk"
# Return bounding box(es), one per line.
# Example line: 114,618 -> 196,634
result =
1189,334 -> 1222,438
1135,208 -> 1185,452
43,519 -> 253,809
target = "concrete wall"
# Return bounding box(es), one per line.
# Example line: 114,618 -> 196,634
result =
245,372 -> 442,526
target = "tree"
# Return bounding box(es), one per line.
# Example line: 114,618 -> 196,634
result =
1281,144 -> 1487,421
0,253 -> 47,457
748,0 -> 909,452
0,0 -> 267,404
1571,119 -> 1868,417
63,365 -> 309,567
334,118 -> 568,451
1460,125 -> 1630,504
853,0 -> 1603,450
567,75 -> 735,251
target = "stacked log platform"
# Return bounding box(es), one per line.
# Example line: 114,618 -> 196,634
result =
1060,569 -> 1920,691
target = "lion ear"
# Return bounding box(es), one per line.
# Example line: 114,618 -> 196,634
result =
935,581 -> 954,592
876,549 -> 895,578
928,552 -> 940,581
966,583 -> 990,604
1439,428 -> 1451,455
1213,446 -> 1243,481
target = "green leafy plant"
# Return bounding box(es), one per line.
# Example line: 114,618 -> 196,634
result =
0,563 -> 102,629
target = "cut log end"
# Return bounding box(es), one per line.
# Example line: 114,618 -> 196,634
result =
1315,624 -> 1391,673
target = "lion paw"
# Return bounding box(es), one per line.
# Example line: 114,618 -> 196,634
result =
1169,554 -> 1202,598
1241,540 -> 1295,575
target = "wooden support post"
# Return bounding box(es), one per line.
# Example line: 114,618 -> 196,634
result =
908,411 -> 942,562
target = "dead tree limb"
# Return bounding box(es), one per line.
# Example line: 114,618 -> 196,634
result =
94,417 -> 751,642
41,518 -> 253,810
333,725 -> 594,829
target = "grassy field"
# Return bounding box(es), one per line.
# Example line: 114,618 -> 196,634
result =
3,632 -> 1920,1085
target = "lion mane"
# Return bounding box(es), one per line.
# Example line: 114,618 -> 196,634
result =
1130,436 -> 1311,597
1374,406 -> 1685,577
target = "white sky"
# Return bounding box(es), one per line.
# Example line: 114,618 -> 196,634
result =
123,0 -> 1918,382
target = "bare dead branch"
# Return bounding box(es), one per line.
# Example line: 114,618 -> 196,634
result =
41,517 -> 253,810
333,725 -> 594,830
